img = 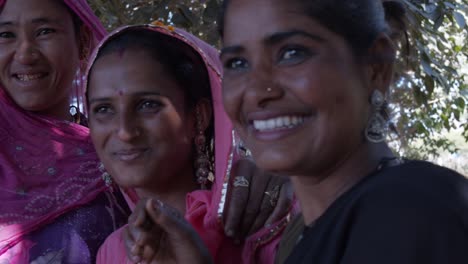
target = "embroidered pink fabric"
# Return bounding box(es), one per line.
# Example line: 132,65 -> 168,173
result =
0,0 -> 108,257
87,25 -> 286,264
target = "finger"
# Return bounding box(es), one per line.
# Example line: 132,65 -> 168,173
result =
140,243 -> 157,263
265,180 -> 294,226
247,177 -> 279,235
127,223 -> 147,248
123,226 -> 142,263
238,167 -> 271,238
130,199 -> 149,227
146,199 -> 184,226
223,159 -> 254,238
146,199 -> 214,264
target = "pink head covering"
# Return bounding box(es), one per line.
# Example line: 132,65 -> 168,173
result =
86,24 -> 286,263
0,0 -> 108,256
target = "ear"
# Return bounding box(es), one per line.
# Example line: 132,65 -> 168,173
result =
193,99 -> 213,136
365,33 -> 396,96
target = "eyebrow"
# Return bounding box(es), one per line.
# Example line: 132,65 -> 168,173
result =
220,29 -> 325,57
0,17 -> 64,28
265,30 -> 325,46
31,17 -> 63,25
220,45 -> 245,57
88,91 -> 163,104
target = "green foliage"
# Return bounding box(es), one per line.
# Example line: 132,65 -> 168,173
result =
89,0 -> 468,159
88,0 -> 222,45
390,0 -> 468,158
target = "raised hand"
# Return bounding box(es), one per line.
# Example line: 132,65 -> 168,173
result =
124,199 -> 213,264
223,158 -> 294,241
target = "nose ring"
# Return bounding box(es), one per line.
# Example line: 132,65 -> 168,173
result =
266,87 -> 272,93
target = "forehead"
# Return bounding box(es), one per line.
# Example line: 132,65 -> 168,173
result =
89,49 -> 181,96
0,0 -> 71,22
223,0 -> 316,43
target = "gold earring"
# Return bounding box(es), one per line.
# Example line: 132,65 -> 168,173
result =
194,107 -> 214,189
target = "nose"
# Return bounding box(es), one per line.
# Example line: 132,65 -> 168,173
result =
14,38 -> 40,65
245,66 -> 284,108
116,111 -> 141,141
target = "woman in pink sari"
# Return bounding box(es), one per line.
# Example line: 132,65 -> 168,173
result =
86,24 -> 292,263
0,0 -> 129,262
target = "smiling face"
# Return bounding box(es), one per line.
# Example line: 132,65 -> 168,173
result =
88,49 -> 196,191
0,0 -> 80,118
221,0 -> 374,176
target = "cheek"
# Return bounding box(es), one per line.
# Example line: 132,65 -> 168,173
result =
89,123 -> 109,149
49,42 -> 80,77
222,79 -> 244,122
150,112 -> 189,142
282,67 -> 329,106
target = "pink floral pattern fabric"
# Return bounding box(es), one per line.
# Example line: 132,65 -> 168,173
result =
0,0 -> 129,262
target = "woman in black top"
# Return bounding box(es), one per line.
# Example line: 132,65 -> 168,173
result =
217,0 -> 468,263
118,1 -> 468,263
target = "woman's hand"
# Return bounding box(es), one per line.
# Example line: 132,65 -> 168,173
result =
223,158 -> 294,241
124,199 -> 213,264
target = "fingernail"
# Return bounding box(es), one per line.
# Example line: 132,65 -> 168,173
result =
153,199 -> 164,209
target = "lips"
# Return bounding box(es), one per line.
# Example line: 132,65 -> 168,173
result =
13,72 -> 48,82
113,148 -> 149,162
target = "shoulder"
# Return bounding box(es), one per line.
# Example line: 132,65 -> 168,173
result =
336,162 -> 468,263
360,160 -> 468,210
349,160 -> 468,231
96,225 -> 129,264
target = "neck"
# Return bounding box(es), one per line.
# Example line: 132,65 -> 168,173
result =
135,167 -> 199,214
292,141 -> 394,225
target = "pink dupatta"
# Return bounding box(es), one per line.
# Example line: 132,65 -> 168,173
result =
0,0 -> 108,257
87,25 -> 287,264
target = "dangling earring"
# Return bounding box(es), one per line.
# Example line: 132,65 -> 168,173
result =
99,163 -> 113,191
194,108 -> 214,190
365,90 -> 388,143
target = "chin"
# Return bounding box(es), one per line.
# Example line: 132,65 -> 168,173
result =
255,154 -> 291,174
114,177 -> 144,189
18,99 -> 53,112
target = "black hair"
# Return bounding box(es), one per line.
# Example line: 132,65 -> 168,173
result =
219,0 -> 407,57
93,28 -> 211,110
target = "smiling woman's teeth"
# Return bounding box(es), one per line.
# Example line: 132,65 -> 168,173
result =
253,116 -> 305,131
16,74 -> 43,81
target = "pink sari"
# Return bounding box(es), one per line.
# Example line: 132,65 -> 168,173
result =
0,1 -> 128,262
87,25 -> 288,264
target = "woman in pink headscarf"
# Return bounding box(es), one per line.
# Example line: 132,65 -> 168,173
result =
86,24 -> 292,264
0,0 -> 129,262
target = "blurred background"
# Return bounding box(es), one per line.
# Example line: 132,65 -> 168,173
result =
89,0 -> 468,175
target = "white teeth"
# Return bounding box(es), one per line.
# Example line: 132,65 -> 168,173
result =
253,116 -> 305,131
16,74 -> 43,81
